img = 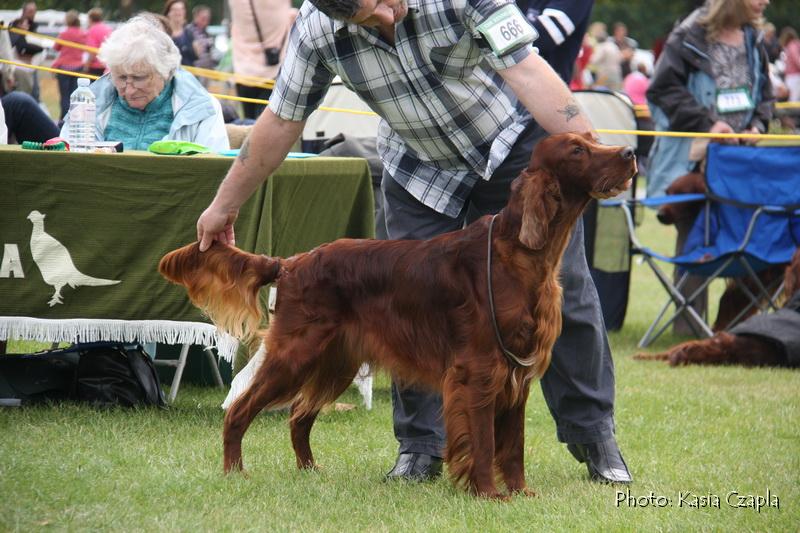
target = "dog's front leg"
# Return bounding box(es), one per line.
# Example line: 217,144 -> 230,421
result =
443,369 -> 506,500
467,393 -> 505,499
494,397 -> 535,497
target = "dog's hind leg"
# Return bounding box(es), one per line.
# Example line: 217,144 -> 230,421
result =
290,344 -> 362,469
223,354 -> 301,473
223,337 -> 326,473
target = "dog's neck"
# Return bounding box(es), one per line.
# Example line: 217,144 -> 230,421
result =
495,187 -> 591,266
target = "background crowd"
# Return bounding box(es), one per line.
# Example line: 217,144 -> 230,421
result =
1,0 -> 799,147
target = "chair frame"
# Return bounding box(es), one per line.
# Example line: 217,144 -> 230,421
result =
605,193 -> 795,347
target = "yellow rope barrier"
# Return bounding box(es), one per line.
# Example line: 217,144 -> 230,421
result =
3,58 -> 800,141
596,128 -> 800,141
1,58 -> 99,80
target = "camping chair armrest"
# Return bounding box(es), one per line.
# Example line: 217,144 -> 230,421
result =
599,193 -> 708,251
762,205 -> 800,216
628,193 -> 707,208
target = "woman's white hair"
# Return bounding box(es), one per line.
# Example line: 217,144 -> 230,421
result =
97,15 -> 181,81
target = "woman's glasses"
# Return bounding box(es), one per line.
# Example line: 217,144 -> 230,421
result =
112,73 -> 152,89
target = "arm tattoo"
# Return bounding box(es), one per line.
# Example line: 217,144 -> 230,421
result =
238,137 -> 251,165
557,102 -> 581,122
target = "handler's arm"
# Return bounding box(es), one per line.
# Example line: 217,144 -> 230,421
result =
197,109 -> 305,251
498,52 -> 594,135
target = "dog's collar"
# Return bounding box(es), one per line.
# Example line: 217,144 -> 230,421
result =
487,214 -> 536,368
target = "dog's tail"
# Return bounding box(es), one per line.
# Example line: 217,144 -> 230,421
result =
159,241 -> 281,342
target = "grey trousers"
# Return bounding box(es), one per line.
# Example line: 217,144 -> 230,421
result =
381,124 -> 616,457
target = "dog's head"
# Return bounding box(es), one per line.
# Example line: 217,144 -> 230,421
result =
515,132 -> 637,249
656,171 -> 706,225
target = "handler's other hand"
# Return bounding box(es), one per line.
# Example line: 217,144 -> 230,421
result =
197,205 -> 238,252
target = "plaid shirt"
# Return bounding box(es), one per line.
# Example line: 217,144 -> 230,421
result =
269,0 -> 537,217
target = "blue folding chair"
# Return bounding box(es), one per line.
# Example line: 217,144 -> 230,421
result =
610,143 -> 800,347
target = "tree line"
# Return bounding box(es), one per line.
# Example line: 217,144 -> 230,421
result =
2,0 -> 796,50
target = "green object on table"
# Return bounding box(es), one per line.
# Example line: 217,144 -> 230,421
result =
21,141 -> 66,151
147,140 -> 211,155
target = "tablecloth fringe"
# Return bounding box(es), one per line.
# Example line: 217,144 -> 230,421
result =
0,317 -> 239,362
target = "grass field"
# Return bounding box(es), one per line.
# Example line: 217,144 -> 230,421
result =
2,86 -> 799,531
2,206 -> 798,532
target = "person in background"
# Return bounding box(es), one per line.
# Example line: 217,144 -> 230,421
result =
516,1 -> 594,85
571,33 -> 594,90
762,22 -> 781,63
780,27 -> 800,102
1,15 -> 17,95
60,15 -> 229,152
52,10 -> 86,120
623,60 -> 650,105
1,91 -> 59,143
612,22 -> 637,79
198,0 -> 632,485
646,0 -> 773,334
228,0 -> 298,119
9,2 -> 42,101
187,5 -> 218,71
85,8 -> 113,77
588,22 -> 622,91
164,0 -> 197,66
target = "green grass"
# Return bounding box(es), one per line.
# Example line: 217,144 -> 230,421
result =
2,210 -> 798,532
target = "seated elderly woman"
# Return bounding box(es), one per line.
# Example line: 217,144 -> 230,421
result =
61,15 -> 229,152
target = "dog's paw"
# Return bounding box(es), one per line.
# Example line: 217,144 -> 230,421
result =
512,487 -> 537,498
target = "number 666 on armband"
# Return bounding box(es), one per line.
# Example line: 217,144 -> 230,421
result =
477,4 -> 539,57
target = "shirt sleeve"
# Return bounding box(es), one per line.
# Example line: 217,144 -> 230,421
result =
519,0 -> 592,57
268,14 -> 335,122
463,0 -> 537,71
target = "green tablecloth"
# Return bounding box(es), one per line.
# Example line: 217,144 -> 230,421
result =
0,147 -> 374,359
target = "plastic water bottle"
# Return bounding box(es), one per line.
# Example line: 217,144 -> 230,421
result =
68,78 -> 96,152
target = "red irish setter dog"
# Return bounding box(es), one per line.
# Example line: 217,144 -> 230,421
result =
159,132 -> 637,499
635,248 -> 800,367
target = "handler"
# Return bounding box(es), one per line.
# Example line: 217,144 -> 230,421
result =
196,0 -> 632,484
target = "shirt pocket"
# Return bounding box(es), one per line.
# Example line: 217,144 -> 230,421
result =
428,36 -> 481,80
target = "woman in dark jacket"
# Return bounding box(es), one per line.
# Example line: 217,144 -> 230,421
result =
646,0 -> 773,198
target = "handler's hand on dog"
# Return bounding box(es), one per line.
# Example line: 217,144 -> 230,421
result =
197,205 -> 238,252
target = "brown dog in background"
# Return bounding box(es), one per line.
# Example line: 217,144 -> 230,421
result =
159,133 -> 637,499
635,248 -> 800,367
657,171 -> 785,331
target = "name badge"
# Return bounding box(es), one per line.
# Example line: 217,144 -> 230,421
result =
716,87 -> 754,114
477,4 -> 538,57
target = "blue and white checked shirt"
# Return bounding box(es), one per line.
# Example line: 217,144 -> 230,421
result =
269,0 -> 538,217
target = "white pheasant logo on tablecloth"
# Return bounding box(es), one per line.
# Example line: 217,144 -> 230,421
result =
27,210 -> 121,306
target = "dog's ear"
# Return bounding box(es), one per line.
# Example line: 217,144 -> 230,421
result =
519,171 -> 561,250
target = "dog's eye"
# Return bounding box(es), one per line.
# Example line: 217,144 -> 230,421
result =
572,146 -> 584,155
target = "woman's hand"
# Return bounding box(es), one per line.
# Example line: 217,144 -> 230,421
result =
741,126 -> 762,146
709,120 -> 738,144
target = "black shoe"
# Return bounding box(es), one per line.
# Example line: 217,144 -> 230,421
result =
384,453 -> 443,482
567,437 -> 632,484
